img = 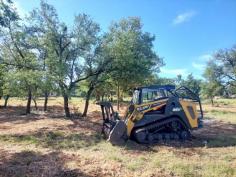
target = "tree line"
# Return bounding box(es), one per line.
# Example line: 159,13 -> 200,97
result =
0,0 -> 162,117
156,45 -> 236,105
0,1 -> 235,117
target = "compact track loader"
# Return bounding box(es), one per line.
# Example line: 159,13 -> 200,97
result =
98,85 -> 203,145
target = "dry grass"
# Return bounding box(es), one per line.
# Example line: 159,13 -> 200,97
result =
0,97 -> 236,177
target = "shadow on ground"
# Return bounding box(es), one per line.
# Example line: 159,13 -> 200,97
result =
0,129 -> 103,150
1,106 -> 236,150
0,106 -> 66,124
0,150 -> 92,177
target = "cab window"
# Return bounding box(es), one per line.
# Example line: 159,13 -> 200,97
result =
141,88 -> 167,103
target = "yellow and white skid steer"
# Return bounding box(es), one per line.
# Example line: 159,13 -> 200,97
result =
98,85 -> 203,145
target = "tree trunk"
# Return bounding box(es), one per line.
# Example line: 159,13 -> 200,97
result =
33,98 -> 38,110
120,91 -> 123,102
117,83 -> 120,111
26,89 -> 32,114
82,87 -> 94,117
44,92 -> 48,112
63,94 -> 70,118
211,97 -> 214,106
110,94 -> 113,102
96,94 -> 100,101
3,95 -> 9,108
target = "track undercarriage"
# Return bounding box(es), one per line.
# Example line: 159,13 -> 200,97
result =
102,117 -> 191,145
132,118 -> 191,144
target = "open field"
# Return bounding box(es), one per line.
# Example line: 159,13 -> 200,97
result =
0,98 -> 236,177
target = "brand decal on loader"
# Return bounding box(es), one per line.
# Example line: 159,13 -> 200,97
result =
137,102 -> 166,112
137,105 -> 150,112
172,107 -> 182,112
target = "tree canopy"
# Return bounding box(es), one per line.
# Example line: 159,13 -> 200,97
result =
1,0 -> 235,115
0,1 -> 164,116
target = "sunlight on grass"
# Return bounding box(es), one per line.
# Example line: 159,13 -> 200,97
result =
1,130 -> 236,177
1,98 -> 236,177
0,131 -> 103,150
206,110 -> 236,124
203,98 -> 236,106
78,141 -> 236,177
215,99 -> 236,106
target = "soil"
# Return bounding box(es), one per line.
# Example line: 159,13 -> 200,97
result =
0,103 -> 236,177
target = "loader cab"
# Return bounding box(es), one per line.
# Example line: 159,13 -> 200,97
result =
131,85 -> 176,105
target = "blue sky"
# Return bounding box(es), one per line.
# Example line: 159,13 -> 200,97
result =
14,0 -> 236,79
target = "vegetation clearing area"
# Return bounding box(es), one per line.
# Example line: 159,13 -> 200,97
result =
0,1 -> 236,177
0,98 -> 235,177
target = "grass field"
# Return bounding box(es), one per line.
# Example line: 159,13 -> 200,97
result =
0,97 -> 236,177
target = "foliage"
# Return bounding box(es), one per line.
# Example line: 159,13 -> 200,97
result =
25,1 -> 109,117
104,17 -> 163,91
0,0 -> 19,99
0,0 -> 19,28
202,60 -> 223,104
181,74 -> 201,95
3,0 -> 236,117
214,45 -> 236,87
201,45 -> 236,102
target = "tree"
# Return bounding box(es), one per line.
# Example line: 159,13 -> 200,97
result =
1,71 -> 14,107
91,78 -> 115,102
214,45 -> 236,88
175,74 -> 183,87
201,44 -> 236,101
81,74 -> 101,117
29,1 -> 103,117
81,44 -> 112,117
40,74 -> 56,111
202,61 -> 223,105
0,64 -> 5,101
141,74 -> 175,86
181,74 -> 201,95
0,0 -> 42,113
0,0 -> 19,103
104,17 -> 163,110
25,10 -> 58,112
1,30 -> 40,114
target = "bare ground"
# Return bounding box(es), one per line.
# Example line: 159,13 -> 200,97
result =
0,99 -> 236,177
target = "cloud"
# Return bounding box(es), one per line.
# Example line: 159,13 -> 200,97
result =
198,54 -> 212,61
160,68 -> 188,77
192,53 -> 213,70
172,11 -> 196,25
192,62 -> 205,70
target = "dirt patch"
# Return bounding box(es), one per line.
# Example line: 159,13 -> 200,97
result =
0,101 -> 236,177
0,106 -> 101,135
1,105 -> 236,147
194,119 -> 236,139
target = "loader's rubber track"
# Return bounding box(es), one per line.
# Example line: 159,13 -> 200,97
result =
132,117 -> 191,144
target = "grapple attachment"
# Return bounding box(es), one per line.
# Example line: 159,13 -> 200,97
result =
97,102 -> 127,145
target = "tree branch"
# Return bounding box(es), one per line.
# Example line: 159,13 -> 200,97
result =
8,22 -> 25,59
